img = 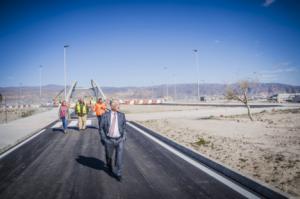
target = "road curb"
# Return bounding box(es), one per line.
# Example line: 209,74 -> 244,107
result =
129,121 -> 290,199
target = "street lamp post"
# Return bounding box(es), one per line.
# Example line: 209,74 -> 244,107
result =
151,81 -> 154,99
19,82 -> 22,106
163,67 -> 169,100
193,49 -> 200,101
64,45 -> 69,101
166,83 -> 169,99
173,74 -> 177,101
39,65 -> 43,104
4,95 -> 7,123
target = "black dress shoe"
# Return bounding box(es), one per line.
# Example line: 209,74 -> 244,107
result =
106,164 -> 113,173
116,175 -> 122,182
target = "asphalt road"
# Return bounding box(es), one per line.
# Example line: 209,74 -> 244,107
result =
0,116 -> 249,199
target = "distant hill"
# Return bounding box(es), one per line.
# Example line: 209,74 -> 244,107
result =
1,83 -> 300,104
102,83 -> 300,99
0,84 -> 65,105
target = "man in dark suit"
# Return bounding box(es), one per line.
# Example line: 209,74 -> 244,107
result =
99,99 -> 126,181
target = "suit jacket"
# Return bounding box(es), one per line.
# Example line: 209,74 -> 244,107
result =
100,110 -> 126,140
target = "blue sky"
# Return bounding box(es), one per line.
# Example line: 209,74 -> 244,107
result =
0,0 -> 300,87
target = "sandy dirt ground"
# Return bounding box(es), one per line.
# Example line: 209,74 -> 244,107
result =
123,105 -> 300,198
124,104 -> 298,121
121,104 -> 200,114
0,107 -> 51,124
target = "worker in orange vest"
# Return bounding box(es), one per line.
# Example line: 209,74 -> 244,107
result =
94,98 -> 107,129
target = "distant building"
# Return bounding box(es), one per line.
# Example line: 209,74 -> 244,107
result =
268,93 -> 300,103
293,95 -> 300,103
200,96 -> 206,102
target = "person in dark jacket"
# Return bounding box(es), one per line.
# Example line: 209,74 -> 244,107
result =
99,99 -> 126,181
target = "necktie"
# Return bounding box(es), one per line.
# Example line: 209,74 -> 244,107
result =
109,112 -> 117,137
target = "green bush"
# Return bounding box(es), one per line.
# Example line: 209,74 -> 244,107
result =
195,137 -> 210,146
21,110 -> 35,118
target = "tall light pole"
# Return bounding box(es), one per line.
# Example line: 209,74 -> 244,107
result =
193,49 -> 200,101
151,81 -> 154,99
173,74 -> 177,101
64,45 -> 69,100
19,82 -> 22,106
39,65 -> 43,104
163,67 -> 169,99
166,83 -> 169,99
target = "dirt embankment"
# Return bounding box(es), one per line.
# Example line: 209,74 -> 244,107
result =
0,107 -> 51,124
139,108 -> 300,198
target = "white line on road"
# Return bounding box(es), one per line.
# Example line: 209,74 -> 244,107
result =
68,120 -> 78,127
51,122 -> 61,129
0,129 -> 46,160
63,119 -> 93,128
127,122 -> 260,199
86,119 -> 92,126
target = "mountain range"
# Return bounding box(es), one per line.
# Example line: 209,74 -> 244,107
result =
1,83 -> 300,104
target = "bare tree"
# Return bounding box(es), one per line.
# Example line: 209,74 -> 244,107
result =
226,80 -> 254,121
0,93 -> 8,123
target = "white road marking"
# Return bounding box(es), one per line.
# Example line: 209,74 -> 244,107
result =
0,129 -> 46,160
86,119 -> 92,126
127,122 -> 260,199
68,120 -> 78,127
64,119 -> 93,128
51,122 -> 61,129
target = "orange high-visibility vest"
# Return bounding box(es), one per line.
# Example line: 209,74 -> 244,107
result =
94,103 -> 106,116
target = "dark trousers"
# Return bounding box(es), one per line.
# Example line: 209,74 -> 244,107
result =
61,117 -> 67,129
97,115 -> 103,129
105,138 -> 124,177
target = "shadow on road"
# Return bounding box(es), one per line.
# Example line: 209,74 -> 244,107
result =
66,126 -> 98,131
76,155 -> 105,170
76,155 -> 115,178
67,126 -> 80,130
52,128 -> 65,134
86,126 -> 99,130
